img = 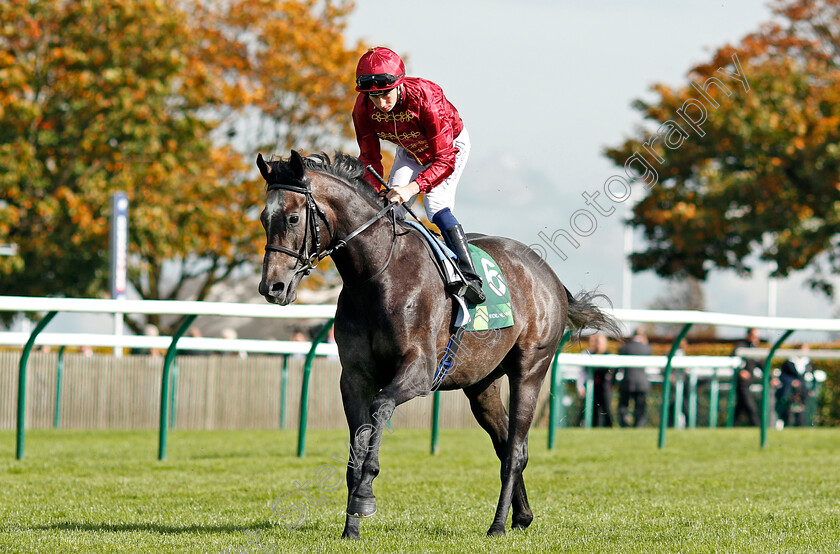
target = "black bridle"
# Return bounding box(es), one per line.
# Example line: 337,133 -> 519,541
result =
264,178 -> 397,278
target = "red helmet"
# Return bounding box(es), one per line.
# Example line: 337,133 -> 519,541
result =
355,47 -> 406,93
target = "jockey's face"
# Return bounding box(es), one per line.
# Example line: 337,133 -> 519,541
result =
368,87 -> 399,112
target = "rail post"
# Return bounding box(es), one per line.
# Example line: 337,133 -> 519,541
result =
708,370 -> 720,428
430,391 -> 441,455
158,315 -> 196,461
280,354 -> 289,429
297,319 -> 334,457
16,311 -> 58,460
169,362 -> 179,430
726,370 -> 737,427
761,329 -> 794,448
582,366 -> 594,430
547,330 -> 572,450
658,323 -> 692,449
54,345 -> 66,429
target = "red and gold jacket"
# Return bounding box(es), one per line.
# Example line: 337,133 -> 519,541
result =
353,77 -> 464,193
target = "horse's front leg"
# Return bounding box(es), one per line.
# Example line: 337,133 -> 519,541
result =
346,352 -> 431,523
340,373 -> 377,539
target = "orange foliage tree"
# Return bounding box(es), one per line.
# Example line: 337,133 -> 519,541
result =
0,0 -> 365,332
605,0 -> 840,297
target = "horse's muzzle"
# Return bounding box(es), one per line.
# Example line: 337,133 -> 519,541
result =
259,279 -> 296,305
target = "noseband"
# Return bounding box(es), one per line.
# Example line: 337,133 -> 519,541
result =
264,178 -> 397,277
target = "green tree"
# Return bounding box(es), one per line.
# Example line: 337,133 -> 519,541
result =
0,0 -> 364,332
605,0 -> 840,297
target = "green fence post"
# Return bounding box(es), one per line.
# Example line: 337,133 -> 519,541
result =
672,369 -> 684,429
583,366 -> 594,430
297,319 -> 334,458
709,371 -> 719,429
547,330 -> 571,451
17,311 -> 58,460
547,351 -> 561,450
805,378 -> 820,426
687,371 -> 698,429
761,329 -> 794,448
54,345 -> 66,429
169,362 -> 179,430
158,315 -> 196,461
430,390 -> 441,455
726,370 -> 737,427
280,354 -> 289,429
658,323 -> 692,450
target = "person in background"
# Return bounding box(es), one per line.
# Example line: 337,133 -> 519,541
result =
131,323 -> 162,357
617,327 -> 652,428
775,344 -> 813,428
221,327 -> 247,359
180,327 -> 208,357
730,328 -> 762,426
577,334 -> 613,427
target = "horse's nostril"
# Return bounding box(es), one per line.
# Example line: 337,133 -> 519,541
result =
271,282 -> 285,294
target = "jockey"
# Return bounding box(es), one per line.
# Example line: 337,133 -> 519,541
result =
352,46 -> 486,304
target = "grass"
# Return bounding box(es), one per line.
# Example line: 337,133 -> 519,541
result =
1,427 -> 839,553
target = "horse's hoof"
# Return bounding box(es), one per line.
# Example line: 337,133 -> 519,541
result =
347,495 -> 377,518
341,530 -> 361,539
487,525 -> 506,537
512,513 -> 534,530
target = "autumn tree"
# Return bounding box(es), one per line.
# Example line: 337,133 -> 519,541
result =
605,0 -> 840,298
0,0 -> 365,332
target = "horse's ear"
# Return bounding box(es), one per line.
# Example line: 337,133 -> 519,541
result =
289,150 -> 306,180
256,153 -> 271,182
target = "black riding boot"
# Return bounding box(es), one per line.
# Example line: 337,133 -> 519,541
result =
443,225 -> 486,305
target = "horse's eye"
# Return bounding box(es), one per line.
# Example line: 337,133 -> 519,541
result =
289,214 -> 300,225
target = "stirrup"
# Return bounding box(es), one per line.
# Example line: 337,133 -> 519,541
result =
464,279 -> 486,305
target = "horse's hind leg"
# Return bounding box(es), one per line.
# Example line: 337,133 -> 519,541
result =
486,350 -> 554,537
464,377 -> 534,532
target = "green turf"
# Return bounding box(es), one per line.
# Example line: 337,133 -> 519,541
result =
1,428 -> 839,553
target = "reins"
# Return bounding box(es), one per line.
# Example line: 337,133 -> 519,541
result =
264,178 -> 398,279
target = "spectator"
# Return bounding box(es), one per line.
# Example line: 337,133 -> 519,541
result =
221,327 -> 247,359
180,327 -> 208,357
577,334 -> 613,427
617,327 -> 652,428
730,328 -> 762,426
775,344 -> 814,428
131,323 -> 162,357
289,330 -> 309,359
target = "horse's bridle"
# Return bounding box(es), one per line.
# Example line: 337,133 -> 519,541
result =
264,178 -> 397,278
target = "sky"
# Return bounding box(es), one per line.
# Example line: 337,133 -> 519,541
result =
345,0 -> 839,340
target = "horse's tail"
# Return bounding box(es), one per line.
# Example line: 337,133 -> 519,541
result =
564,286 -> 624,342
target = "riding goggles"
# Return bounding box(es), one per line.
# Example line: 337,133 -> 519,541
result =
356,72 -> 404,91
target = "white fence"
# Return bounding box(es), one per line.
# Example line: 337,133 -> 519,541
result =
2,295 -> 839,456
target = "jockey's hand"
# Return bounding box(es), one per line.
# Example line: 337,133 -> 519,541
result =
383,182 -> 420,205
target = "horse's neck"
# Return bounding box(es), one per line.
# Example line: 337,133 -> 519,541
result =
321,182 -> 405,284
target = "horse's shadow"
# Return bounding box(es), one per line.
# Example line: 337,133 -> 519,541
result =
31,520 -> 276,535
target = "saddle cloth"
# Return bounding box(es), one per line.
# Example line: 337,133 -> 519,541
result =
403,221 -> 514,332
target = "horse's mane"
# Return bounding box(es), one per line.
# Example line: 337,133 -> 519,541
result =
267,151 -> 389,214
